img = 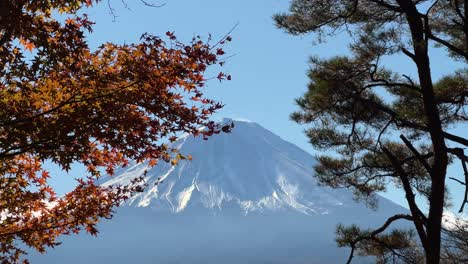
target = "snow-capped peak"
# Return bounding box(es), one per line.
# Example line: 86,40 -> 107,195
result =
101,119 -> 399,215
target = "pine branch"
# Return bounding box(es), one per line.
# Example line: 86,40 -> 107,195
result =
448,148 -> 468,213
400,134 -> 433,176
345,214 -> 414,264
444,132 -> 468,147
381,145 -> 429,252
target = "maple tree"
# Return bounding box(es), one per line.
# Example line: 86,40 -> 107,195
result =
0,0 -> 231,262
276,1 -> 466,263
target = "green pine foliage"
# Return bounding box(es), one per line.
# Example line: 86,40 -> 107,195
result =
275,1 -> 467,263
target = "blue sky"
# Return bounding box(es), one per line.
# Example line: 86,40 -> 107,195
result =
49,0 -> 466,215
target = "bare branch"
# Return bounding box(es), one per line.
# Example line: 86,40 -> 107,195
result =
449,148 -> 468,212
449,177 -> 466,186
381,145 -> 429,251
427,33 -> 468,60
139,0 -> 166,8
444,132 -> 468,147
400,134 -> 433,176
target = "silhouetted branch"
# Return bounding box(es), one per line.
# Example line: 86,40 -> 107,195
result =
345,214 -> 414,264
449,177 -> 466,186
400,134 -> 433,175
381,146 -> 429,251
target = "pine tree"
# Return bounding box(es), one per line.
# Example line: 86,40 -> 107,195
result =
275,1 -> 467,263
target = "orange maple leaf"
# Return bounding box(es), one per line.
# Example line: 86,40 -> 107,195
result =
24,42 -> 35,52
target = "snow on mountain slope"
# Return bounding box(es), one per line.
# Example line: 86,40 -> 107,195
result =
101,118 -> 401,215
30,118 -> 409,264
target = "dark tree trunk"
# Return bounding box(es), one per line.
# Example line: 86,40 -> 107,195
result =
396,1 -> 449,263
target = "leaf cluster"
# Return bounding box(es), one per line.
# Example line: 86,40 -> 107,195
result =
0,1 -> 232,262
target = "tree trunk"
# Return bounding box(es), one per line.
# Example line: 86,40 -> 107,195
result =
396,1 -> 450,263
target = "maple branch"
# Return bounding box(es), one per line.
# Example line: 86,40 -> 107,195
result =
106,0 -> 166,20
0,30 -> 11,48
210,23 -> 238,50
139,0 -> 166,7
0,80 -> 140,128
0,219 -> 80,238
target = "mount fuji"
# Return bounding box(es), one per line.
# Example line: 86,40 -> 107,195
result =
31,118 -> 408,264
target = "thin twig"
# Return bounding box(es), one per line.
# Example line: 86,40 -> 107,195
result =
400,134 -> 433,176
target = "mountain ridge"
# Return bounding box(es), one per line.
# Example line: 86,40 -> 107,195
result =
101,118 -> 404,216
30,118 -> 408,264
